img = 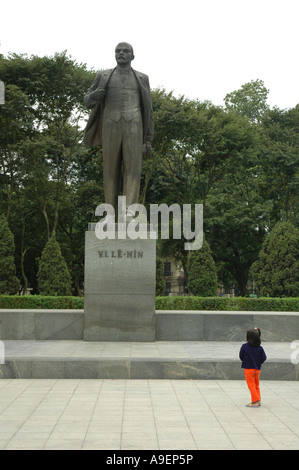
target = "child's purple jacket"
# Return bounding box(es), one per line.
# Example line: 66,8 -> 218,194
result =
239,343 -> 267,370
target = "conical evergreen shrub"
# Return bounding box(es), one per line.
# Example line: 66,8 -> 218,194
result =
0,214 -> 20,294
37,234 -> 72,296
251,221 -> 299,297
188,238 -> 218,296
156,256 -> 166,295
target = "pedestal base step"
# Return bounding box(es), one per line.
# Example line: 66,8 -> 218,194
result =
0,341 -> 297,380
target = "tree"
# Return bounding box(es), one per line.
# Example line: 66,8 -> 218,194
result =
250,221 -> 299,297
258,106 -> 299,225
0,52 -> 93,238
0,84 -> 35,219
147,94 -> 254,208
146,94 -> 256,286
0,213 -> 20,294
224,79 -> 269,123
187,238 -> 218,296
156,256 -> 166,295
205,171 -> 270,297
37,234 -> 72,296
0,52 -> 94,292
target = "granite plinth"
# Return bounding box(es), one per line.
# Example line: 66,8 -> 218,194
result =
0,309 -> 83,340
83,226 -> 156,341
1,310 -> 298,342
156,310 -> 299,342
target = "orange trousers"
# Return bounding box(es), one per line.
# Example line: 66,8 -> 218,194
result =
244,369 -> 261,403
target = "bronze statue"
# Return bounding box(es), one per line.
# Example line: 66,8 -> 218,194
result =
83,43 -> 154,217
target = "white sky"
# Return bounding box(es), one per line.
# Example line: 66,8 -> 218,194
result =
1,0 -> 298,109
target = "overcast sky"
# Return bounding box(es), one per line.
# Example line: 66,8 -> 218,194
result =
1,0 -> 298,109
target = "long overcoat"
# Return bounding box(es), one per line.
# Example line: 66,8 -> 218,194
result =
83,68 -> 154,146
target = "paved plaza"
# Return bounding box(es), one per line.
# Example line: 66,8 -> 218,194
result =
0,379 -> 298,450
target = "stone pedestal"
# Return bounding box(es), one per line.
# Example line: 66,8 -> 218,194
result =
83,224 -> 156,341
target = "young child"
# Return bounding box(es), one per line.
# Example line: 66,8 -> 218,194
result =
239,328 -> 267,407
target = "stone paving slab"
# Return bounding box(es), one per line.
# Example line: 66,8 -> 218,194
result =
0,379 -> 298,450
0,341 -> 298,380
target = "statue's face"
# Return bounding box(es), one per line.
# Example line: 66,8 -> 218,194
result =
115,43 -> 134,65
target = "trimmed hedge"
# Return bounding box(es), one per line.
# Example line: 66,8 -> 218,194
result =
0,295 -> 84,310
0,295 -> 298,311
156,296 -> 299,311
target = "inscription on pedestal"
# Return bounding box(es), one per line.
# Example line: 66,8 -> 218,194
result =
98,249 -> 144,258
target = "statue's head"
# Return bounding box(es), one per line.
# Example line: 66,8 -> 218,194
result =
115,42 -> 134,65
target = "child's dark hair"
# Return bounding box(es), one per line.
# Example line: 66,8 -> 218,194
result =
246,328 -> 261,347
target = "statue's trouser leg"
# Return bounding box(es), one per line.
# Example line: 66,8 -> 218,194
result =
102,118 -> 122,211
122,116 -> 143,207
102,117 -> 143,211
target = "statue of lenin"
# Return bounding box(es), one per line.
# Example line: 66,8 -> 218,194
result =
83,43 -> 154,218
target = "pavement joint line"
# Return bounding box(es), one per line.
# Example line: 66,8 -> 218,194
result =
40,379 -> 81,449
119,379 -> 127,450
1,378 -> 58,447
148,379 -> 161,450
81,378 -> 104,450
193,380 -> 237,450
258,382 -> 299,439
170,379 -> 198,449
218,379 -> 274,449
